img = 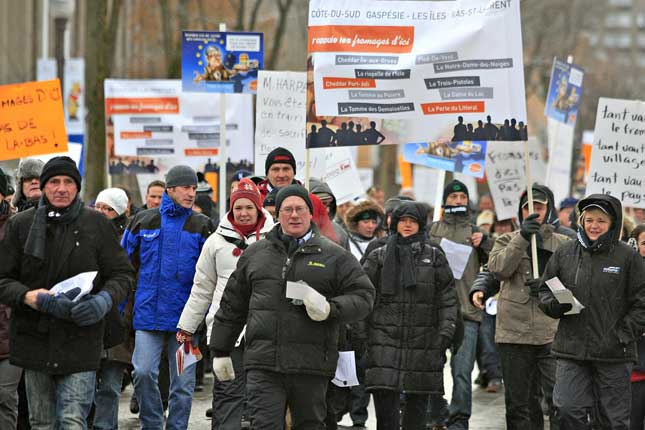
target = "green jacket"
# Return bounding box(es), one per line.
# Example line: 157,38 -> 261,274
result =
429,213 -> 491,323
488,225 -> 569,345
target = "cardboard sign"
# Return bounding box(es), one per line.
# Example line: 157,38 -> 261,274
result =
0,79 -> 68,161
586,98 -> 645,208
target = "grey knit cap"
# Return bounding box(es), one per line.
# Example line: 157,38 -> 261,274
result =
166,165 -> 198,187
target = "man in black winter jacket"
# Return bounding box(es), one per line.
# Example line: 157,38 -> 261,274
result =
210,184 -> 375,430
0,157 -> 135,429
539,194 -> 645,429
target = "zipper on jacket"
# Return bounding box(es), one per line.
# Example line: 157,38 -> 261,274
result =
574,254 -> 583,286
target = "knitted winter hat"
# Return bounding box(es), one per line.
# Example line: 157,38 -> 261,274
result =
39,156 -> 81,191
166,165 -> 198,187
95,188 -> 129,216
265,147 -> 296,175
442,179 -> 469,205
275,184 -> 313,215
230,178 -> 262,211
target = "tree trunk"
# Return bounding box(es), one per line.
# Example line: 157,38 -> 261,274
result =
83,0 -> 122,201
268,0 -> 294,70
376,145 -> 398,198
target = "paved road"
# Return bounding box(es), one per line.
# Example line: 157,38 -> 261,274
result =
118,364 -> 508,429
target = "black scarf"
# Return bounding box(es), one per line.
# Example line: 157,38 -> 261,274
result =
24,196 -> 83,260
381,231 -> 425,296
576,224 -> 614,254
277,226 -> 312,256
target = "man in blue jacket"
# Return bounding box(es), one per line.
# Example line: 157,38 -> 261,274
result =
122,165 -> 214,430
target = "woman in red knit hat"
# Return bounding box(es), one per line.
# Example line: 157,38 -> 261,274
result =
176,178 -> 275,427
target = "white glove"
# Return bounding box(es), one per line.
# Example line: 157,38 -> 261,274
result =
303,295 -> 331,321
212,356 -> 235,382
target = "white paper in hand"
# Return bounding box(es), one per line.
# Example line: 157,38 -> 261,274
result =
332,351 -> 360,387
50,271 -> 98,302
176,345 -> 203,375
545,277 -> 585,315
439,238 -> 472,280
286,280 -> 327,310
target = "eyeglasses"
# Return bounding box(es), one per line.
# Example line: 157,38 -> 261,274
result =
280,206 -> 308,216
94,204 -> 116,213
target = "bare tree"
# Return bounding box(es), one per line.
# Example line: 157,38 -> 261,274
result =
267,0 -> 295,70
159,0 -> 190,78
84,0 -> 123,201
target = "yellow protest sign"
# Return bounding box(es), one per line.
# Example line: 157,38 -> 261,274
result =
0,79 -> 68,161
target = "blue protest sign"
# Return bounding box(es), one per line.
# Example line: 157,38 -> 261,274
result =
544,58 -> 584,125
182,31 -> 264,94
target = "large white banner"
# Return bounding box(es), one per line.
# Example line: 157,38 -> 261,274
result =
485,138 -> 547,221
306,0 -> 526,147
587,98 -> 645,208
105,79 -> 253,176
255,71 -> 364,202
545,118 -> 575,205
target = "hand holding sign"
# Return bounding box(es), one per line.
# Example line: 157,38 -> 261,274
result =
0,79 -> 68,161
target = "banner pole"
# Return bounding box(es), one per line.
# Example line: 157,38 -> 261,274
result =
218,22 -> 228,219
525,140 -> 539,278
305,148 -> 311,190
433,169 -> 445,222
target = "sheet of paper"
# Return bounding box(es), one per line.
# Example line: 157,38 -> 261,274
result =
286,281 -> 327,311
440,238 -> 473,280
176,345 -> 203,375
49,271 -> 98,302
332,351 -> 360,388
485,297 -> 497,316
545,277 -> 585,315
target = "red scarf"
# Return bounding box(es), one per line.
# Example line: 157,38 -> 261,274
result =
227,211 -> 267,256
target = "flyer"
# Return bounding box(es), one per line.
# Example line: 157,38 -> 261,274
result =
181,31 -> 264,94
306,0 -> 527,148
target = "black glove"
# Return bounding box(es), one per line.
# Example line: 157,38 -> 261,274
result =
36,287 -> 82,320
70,291 -> 113,327
548,302 -> 572,318
440,335 -> 452,351
525,278 -> 541,298
520,213 -> 541,241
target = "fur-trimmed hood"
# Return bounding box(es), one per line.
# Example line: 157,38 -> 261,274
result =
344,200 -> 385,235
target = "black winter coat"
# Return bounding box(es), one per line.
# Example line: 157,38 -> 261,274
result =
210,225 -> 375,377
0,207 -> 135,374
362,241 -> 458,394
539,195 -> 645,363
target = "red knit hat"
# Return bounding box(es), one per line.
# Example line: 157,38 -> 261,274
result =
230,178 -> 262,210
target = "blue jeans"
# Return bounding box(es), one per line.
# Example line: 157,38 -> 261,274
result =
93,360 -> 127,430
24,369 -> 95,430
449,320 -> 479,430
133,330 -> 196,430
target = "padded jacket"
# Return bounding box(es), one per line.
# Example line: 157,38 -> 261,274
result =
209,224 -> 375,377
362,241 -> 458,393
122,193 -> 215,332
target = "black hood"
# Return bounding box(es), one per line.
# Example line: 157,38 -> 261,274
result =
517,183 -> 557,225
576,193 -> 623,246
389,201 -> 428,234
309,178 -> 337,219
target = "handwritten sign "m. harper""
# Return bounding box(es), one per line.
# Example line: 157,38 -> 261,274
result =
587,98 -> 645,208
0,79 -> 68,161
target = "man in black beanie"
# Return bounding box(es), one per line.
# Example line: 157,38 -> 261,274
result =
0,156 -> 134,429
257,147 -> 299,201
426,178 -> 492,430
210,183 -> 375,430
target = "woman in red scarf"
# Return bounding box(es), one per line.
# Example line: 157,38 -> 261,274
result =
177,178 -> 275,428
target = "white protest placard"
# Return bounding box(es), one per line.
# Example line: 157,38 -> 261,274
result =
306,0 -> 526,148
545,118 -> 575,205
255,71 -> 309,176
254,71 -> 364,201
485,138 -> 547,221
586,98 -> 645,208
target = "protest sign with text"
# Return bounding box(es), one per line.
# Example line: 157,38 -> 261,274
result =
485,139 -> 546,221
587,98 -> 645,208
306,0 -> 526,148
0,79 -> 68,161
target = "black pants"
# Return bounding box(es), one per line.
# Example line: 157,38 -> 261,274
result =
554,358 -> 632,430
631,380 -> 645,430
372,390 -> 428,430
212,347 -> 245,430
246,370 -> 328,430
498,343 -> 558,430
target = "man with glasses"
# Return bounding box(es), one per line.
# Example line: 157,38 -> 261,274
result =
210,184 -> 375,429
93,188 -> 130,234
122,165 -> 215,430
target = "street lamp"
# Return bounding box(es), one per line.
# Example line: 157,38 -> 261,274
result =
50,0 -> 75,88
